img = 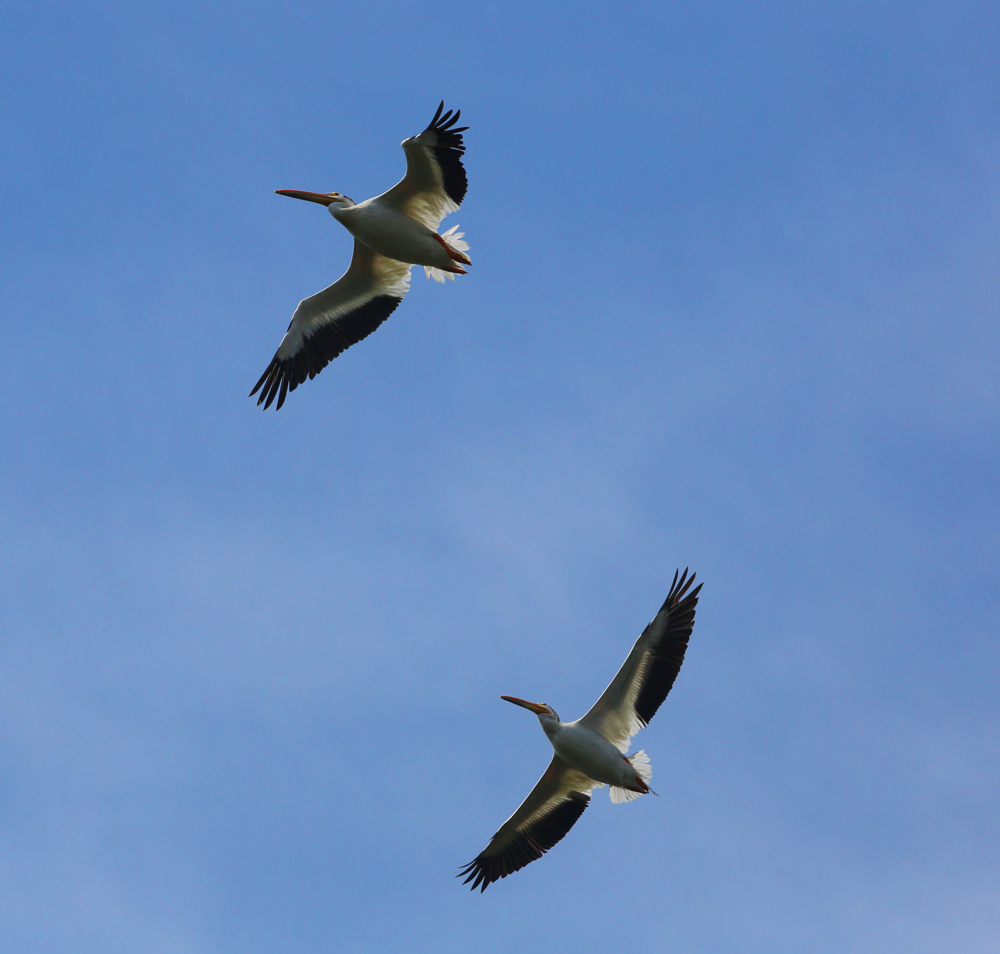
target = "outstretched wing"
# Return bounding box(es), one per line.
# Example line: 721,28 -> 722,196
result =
250,240 -> 411,410
578,569 -> 703,752
459,756 -> 599,892
377,101 -> 468,232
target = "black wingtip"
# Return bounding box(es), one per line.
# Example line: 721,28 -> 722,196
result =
632,569 -> 703,726
426,102 -> 468,136
250,294 -> 404,412
457,792 -> 589,893
666,567 -> 699,608
250,357 -> 285,410
421,102 -> 468,206
249,369 -> 268,399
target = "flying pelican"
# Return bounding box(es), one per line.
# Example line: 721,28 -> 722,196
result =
459,569 -> 702,892
251,102 -> 471,410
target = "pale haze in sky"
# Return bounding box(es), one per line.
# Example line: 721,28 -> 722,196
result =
1,2 -> 998,952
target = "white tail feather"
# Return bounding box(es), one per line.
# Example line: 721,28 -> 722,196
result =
630,749 -> 652,782
610,786 -> 641,804
609,750 -> 652,804
424,225 -> 470,282
441,224 -> 470,251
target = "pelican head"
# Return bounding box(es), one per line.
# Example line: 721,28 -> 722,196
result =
501,696 -> 559,723
275,190 -> 356,217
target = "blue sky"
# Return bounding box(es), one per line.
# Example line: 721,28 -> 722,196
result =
1,1 -> 998,951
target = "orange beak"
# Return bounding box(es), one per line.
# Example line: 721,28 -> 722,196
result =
275,190 -> 337,205
501,695 -> 549,714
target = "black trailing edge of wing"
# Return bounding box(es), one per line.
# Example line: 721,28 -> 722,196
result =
458,791 -> 590,893
633,568 -> 703,728
424,101 -> 468,208
250,294 -> 403,410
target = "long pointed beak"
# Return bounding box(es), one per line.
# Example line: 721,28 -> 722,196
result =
275,190 -> 336,206
501,695 -> 549,714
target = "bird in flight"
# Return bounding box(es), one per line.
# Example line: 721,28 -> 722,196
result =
460,569 -> 702,891
252,102 -> 470,410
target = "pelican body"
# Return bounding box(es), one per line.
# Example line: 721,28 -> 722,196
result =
251,102 -> 470,410
504,697 -> 652,795
460,569 -> 702,892
333,197 -> 467,272
273,191 -> 469,276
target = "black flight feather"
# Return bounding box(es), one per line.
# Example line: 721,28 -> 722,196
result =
458,791 -> 590,892
250,294 -> 403,410
422,100 -> 468,207
633,569 -> 703,728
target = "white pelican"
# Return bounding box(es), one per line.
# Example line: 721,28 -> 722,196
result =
251,102 -> 471,410
460,569 -> 702,892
